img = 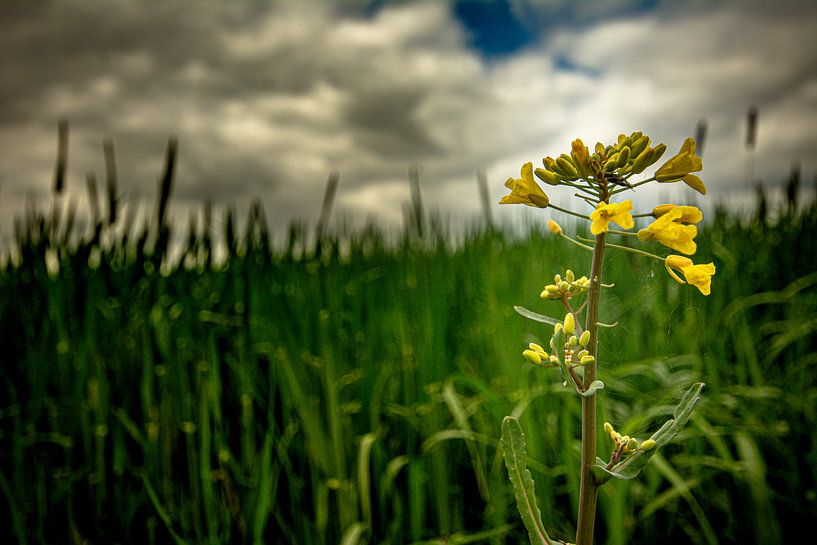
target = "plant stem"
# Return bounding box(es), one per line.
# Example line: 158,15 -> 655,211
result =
575,230 -> 606,545
548,203 -> 591,220
603,241 -> 664,261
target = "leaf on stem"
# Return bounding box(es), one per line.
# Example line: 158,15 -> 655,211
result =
578,380 -> 605,397
501,416 -> 554,545
592,382 -> 704,483
514,305 -> 561,326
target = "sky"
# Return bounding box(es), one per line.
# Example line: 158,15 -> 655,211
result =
1,0 -> 816,245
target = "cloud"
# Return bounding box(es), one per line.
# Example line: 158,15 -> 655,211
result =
0,0 -> 815,247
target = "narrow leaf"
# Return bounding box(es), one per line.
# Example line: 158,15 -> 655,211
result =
514,305 -> 560,326
594,382 -> 704,481
501,416 -> 552,545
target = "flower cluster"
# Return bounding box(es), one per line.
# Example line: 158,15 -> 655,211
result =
604,421 -> 656,457
533,132 -> 706,196
500,133 -> 716,295
540,269 -> 591,301
522,313 -> 596,392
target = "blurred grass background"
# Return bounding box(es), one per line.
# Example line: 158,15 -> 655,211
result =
1,138 -> 816,545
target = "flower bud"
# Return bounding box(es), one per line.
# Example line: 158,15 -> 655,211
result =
640,439 -> 656,451
556,156 -> 578,177
560,281 -> 569,291
543,156 -> 558,171
626,437 -> 638,451
553,323 -> 563,335
650,143 -> 667,164
580,355 -> 595,365
535,167 -> 561,186
563,313 -> 575,334
522,350 -> 542,365
579,330 -> 591,347
566,269 -> 575,282
629,135 -> 650,158
603,422 -> 613,435
541,285 -> 560,300
572,143 -> 591,177
548,219 -> 562,235
616,146 -> 630,168
568,335 -> 578,347
630,147 -> 654,174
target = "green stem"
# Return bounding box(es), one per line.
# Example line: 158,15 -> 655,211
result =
610,177 -> 655,195
575,230 -> 606,545
559,233 -> 595,252
548,203 -> 592,220
561,179 -> 600,196
604,241 -> 664,262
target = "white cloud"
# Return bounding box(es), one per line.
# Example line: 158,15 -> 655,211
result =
0,0 -> 815,248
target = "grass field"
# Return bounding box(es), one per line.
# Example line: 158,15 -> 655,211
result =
1,164 -> 816,544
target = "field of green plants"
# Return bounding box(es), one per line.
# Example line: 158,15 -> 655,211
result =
1,152 -> 816,544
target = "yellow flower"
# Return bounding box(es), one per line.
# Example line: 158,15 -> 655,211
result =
638,207 -> 698,255
655,138 -> 701,179
499,162 -> 549,208
651,204 -> 703,224
655,138 -> 707,194
547,219 -> 562,235
664,255 -> 716,295
589,200 -> 634,235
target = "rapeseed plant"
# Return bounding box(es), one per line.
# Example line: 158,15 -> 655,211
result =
499,133 -> 712,545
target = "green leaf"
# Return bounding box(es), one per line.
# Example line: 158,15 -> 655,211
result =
593,382 -> 704,482
514,305 -> 560,326
578,380 -> 604,397
501,416 -> 553,545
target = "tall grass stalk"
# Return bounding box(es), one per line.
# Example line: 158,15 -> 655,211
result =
1,135 -> 816,544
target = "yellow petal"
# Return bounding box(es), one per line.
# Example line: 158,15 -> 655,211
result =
680,137 -> 696,156
652,204 -> 703,224
682,174 -> 707,195
682,262 -> 716,296
666,255 -> 693,268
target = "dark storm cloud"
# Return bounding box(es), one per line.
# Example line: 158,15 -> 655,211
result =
344,86 -> 443,159
1,0 -> 816,243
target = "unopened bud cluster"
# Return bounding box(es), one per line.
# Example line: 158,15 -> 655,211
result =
535,131 -> 667,188
540,269 -> 590,301
522,342 -> 557,367
604,421 -> 656,455
523,313 -> 594,369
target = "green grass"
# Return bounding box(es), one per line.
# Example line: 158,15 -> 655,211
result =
1,164 -> 816,544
